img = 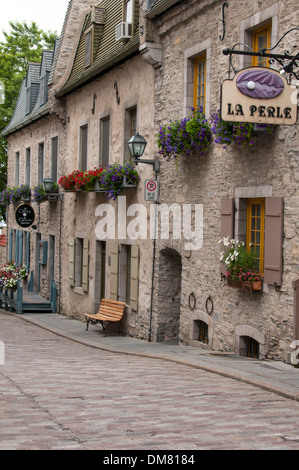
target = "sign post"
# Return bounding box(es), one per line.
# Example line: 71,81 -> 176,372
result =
144,180 -> 159,202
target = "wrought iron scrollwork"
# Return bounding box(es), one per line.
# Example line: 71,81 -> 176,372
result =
219,2 -> 228,42
223,27 -> 299,81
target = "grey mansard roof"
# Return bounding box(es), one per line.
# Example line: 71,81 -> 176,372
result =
2,49 -> 55,137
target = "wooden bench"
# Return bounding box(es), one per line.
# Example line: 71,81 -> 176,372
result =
84,299 -> 126,335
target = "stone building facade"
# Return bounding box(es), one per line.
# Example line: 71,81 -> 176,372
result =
144,0 -> 299,361
2,0 -> 158,340
2,0 -> 299,362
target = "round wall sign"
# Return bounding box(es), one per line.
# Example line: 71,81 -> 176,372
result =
15,203 -> 35,228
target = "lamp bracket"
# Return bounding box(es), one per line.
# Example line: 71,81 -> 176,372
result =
133,158 -> 160,172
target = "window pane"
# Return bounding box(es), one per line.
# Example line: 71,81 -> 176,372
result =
100,117 -> 110,167
193,54 -> 206,111
252,23 -> 271,67
125,0 -> 133,23
247,199 -> 265,273
51,137 -> 58,182
80,126 -> 88,171
85,31 -> 92,67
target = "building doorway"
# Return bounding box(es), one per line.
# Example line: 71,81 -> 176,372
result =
156,248 -> 182,342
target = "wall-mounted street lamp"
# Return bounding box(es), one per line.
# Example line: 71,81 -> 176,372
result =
42,178 -> 62,201
128,133 -> 160,172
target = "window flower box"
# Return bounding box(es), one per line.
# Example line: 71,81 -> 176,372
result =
58,167 -> 104,192
99,163 -> 140,200
122,174 -> 138,188
220,237 -> 263,291
227,278 -> 262,291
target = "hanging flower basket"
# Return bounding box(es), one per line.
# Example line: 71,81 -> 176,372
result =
157,106 -> 212,160
33,183 -> 59,203
99,163 -> 140,200
211,109 -> 275,149
0,185 -> 32,205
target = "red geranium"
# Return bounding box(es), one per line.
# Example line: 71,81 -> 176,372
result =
59,167 -> 103,191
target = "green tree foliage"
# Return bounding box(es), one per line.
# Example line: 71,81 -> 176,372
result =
0,21 -> 56,221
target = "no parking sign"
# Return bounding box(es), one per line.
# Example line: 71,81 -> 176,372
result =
144,180 -> 159,202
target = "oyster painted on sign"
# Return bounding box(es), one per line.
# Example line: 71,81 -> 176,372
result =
236,69 -> 284,99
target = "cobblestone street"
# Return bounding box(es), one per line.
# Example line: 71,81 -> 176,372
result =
1,313 -> 299,451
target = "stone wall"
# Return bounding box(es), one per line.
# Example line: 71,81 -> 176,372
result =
58,52 -> 156,340
149,0 -> 299,360
6,113 -> 66,301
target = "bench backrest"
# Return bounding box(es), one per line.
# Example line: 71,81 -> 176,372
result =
98,299 -> 126,321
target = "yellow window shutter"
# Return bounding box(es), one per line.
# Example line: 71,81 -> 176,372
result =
110,241 -> 119,300
82,238 -> 89,292
69,237 -> 75,287
130,245 -> 139,311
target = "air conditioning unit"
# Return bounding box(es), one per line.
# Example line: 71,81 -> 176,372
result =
115,22 -> 132,41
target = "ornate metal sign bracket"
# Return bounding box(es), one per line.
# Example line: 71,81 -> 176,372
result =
223,27 -> 299,82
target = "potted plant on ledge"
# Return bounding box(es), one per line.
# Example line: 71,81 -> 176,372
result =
220,237 -> 263,291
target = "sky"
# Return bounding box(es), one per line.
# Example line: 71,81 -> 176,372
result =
0,0 -> 71,40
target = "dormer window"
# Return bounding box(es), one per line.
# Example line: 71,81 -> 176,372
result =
40,76 -> 46,105
85,28 -> 93,68
26,87 -> 31,114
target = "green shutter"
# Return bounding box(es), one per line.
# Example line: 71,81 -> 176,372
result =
82,238 -> 89,292
69,237 -> 75,287
110,241 -> 119,300
130,244 -> 139,311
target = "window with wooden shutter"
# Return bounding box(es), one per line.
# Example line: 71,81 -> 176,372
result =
264,197 -> 283,286
220,198 -> 234,276
130,245 -> 139,311
82,238 -> 89,292
110,241 -> 119,301
220,196 -> 284,286
69,237 -> 75,287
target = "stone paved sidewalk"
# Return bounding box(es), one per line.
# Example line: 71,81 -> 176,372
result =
4,310 -> 299,402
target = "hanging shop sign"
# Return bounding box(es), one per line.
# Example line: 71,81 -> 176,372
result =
15,203 -> 35,228
221,67 -> 298,125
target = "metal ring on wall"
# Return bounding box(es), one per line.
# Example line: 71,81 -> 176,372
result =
206,295 -> 214,315
188,292 -> 196,310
